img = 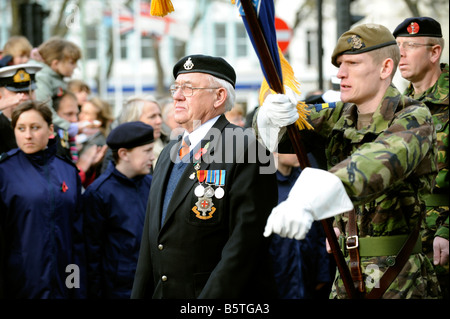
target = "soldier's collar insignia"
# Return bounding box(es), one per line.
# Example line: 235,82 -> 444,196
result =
407,22 -> 420,35
183,57 -> 194,70
348,35 -> 365,50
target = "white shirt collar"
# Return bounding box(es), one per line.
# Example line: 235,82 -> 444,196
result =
182,115 -> 220,151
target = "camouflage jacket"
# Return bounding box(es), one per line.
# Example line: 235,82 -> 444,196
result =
404,63 -> 448,191
306,84 -> 438,237
254,84 -> 440,298
404,63 -> 449,241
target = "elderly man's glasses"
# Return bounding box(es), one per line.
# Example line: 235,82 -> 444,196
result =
169,84 -> 220,97
397,42 -> 435,51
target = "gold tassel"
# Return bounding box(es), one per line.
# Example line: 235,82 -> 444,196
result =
150,0 -> 175,17
258,46 -> 313,131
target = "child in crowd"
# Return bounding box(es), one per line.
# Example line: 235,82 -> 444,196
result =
68,79 -> 91,109
0,35 -> 32,66
34,37 -> 84,135
83,121 -> 155,298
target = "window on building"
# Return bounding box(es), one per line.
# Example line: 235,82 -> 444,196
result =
141,34 -> 154,58
86,25 -> 97,59
215,23 -> 227,57
306,29 -> 319,67
173,38 -> 185,61
236,23 -> 247,57
214,22 -> 248,58
120,33 -> 128,59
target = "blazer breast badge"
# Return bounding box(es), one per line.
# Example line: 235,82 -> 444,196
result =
191,170 -> 226,220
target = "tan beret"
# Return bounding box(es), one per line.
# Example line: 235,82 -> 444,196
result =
331,24 -> 397,67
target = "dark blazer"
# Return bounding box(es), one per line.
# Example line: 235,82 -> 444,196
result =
131,114 -> 279,299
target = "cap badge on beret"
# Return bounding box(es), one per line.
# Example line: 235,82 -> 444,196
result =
407,22 -> 420,35
184,57 -> 194,70
348,35 -> 365,50
13,69 -> 31,83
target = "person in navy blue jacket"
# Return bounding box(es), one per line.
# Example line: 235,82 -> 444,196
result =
0,100 -> 85,299
83,121 -> 155,298
270,153 -> 335,299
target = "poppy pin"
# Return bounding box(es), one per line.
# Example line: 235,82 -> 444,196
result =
61,181 -> 68,193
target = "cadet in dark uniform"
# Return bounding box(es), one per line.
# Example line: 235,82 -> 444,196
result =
131,55 -> 278,299
83,121 -> 155,299
0,63 -> 41,154
0,101 -> 84,298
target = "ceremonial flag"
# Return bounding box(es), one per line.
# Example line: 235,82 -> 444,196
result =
234,0 -> 312,131
236,0 -> 282,87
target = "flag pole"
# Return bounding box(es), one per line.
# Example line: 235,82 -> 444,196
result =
239,0 -> 359,299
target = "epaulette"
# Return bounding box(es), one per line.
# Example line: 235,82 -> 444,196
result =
0,152 -> 8,163
0,148 -> 20,163
313,102 -> 337,112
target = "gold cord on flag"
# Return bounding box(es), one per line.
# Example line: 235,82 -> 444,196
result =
258,46 -> 313,131
150,0 -> 174,17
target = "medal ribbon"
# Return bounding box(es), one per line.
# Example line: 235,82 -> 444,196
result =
214,170 -> 226,186
206,170 -> 215,184
197,170 -> 207,183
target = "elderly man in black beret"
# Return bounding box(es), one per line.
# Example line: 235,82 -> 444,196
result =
131,55 -> 278,299
83,121 -> 155,299
394,16 -> 449,299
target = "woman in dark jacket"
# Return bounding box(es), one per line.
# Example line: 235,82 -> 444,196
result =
0,101 -> 84,299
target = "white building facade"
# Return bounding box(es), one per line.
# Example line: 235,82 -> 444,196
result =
1,0 -> 448,116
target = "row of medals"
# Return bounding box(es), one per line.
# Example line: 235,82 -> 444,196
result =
190,168 -> 225,200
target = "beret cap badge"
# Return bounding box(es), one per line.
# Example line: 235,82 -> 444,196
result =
407,22 -> 420,35
348,35 -> 365,50
183,57 -> 194,70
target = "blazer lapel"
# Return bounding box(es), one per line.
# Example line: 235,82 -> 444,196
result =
153,139 -> 180,229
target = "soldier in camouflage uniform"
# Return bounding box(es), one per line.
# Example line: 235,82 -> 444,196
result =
257,24 -> 441,298
394,17 -> 449,299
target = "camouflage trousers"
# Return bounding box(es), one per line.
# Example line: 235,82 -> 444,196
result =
330,253 -> 442,299
422,206 -> 449,299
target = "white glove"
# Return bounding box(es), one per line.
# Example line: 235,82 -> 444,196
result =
257,86 -> 299,152
264,167 -> 354,240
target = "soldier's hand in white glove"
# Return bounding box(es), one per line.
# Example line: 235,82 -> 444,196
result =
264,168 -> 354,240
257,86 -> 300,152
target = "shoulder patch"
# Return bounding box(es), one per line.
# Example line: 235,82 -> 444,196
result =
314,102 -> 337,112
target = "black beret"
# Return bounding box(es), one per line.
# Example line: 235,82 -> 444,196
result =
393,17 -> 442,38
173,54 -> 236,88
107,121 -> 154,150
